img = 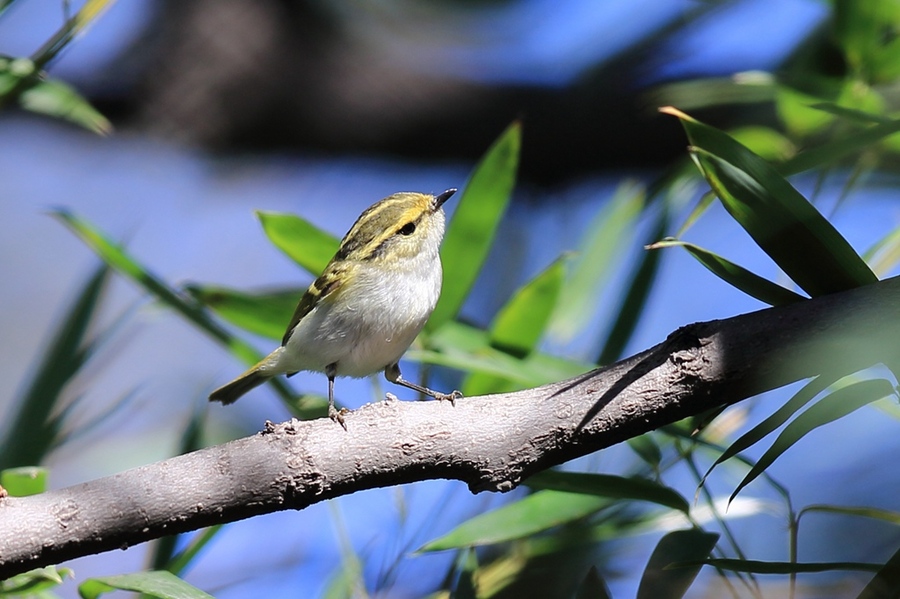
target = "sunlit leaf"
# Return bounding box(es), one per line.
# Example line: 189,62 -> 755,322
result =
864,223 -> 900,276
834,0 -> 900,83
20,76 -> 111,135
800,504 -> 900,525
730,378 -> 894,503
429,121 -> 520,331
663,107 -> 877,296
778,114 -> 900,175
636,529 -> 719,599
648,239 -> 805,306
729,126 -> 796,162
464,256 -> 566,395
0,466 -> 48,497
78,571 -> 214,599
256,211 -> 339,276
1,566 -> 74,595
53,210 -> 322,416
809,102 -> 890,125
452,548 -> 479,599
526,470 -> 689,513
418,491 -> 608,551
549,181 -> 644,341
185,284 -> 299,340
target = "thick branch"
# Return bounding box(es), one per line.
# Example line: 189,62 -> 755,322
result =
3,276 -> 900,577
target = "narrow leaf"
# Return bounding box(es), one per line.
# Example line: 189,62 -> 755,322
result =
1,566 -> 73,595
0,264 -> 109,470
701,558 -> 880,574
730,378 -> 894,503
256,211 -> 339,276
418,490 -> 608,552
20,76 -> 111,135
463,256 -> 566,395
429,121 -> 520,330
53,210 -> 322,416
550,181 -> 644,341
636,529 -> 719,599
526,470 -> 690,514
701,375 -> 834,484
663,106 -> 878,296
78,571 -> 214,599
185,284 -> 299,340
598,202 -> 668,364
864,222 -> 900,276
648,239 -> 805,306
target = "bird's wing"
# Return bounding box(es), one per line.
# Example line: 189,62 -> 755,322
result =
281,264 -> 347,346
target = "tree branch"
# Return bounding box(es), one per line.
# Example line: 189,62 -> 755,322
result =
3,276 -> 900,578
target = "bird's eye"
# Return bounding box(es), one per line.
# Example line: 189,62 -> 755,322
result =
399,222 -> 416,235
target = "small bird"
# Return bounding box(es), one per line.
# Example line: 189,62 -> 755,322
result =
209,189 -> 461,426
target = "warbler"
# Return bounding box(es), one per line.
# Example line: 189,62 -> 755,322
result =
209,189 -> 461,426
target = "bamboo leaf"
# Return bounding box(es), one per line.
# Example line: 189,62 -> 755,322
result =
185,284 -> 299,340
429,121 -> 520,331
598,203 -> 669,364
700,558 -> 880,574
526,470 -> 690,514
549,181 -> 644,341
418,490 -> 608,552
1,566 -> 74,595
463,256 -> 566,395
701,374 -> 834,484
636,529 -> 719,599
78,571 -> 214,599
663,106 -> 878,296
730,378 -> 894,503
256,211 -> 339,276
0,265 -> 110,470
648,239 -> 805,306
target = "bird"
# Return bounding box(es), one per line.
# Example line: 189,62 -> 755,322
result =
209,189 -> 461,427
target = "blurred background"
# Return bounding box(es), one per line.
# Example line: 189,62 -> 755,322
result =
3,0 -> 900,597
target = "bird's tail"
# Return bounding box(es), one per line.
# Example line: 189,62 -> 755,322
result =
209,348 -> 284,405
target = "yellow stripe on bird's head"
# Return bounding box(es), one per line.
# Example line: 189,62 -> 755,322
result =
336,189 -> 456,264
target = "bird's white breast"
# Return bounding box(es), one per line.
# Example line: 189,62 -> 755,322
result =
279,251 -> 442,378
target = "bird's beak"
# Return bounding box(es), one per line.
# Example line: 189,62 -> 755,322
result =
434,188 -> 457,209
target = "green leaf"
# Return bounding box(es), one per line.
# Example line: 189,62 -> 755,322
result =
597,202 -> 669,364
526,470 -> 690,514
1,566 -> 74,595
428,121 -> 520,331
648,239 -> 805,306
636,529 -> 719,599
0,264 -> 110,470
627,434 -> 663,471
864,222 -> 900,276
778,114 -> 900,175
730,378 -> 894,503
53,210 -> 322,416
19,76 -> 111,135
418,490 -> 608,552
575,566 -> 612,599
185,284 -> 299,340
700,558 -> 880,574
857,542 -> 900,599
800,504 -> 900,525
463,256 -> 566,395
78,571 -> 213,599
0,467 -> 48,497
491,257 -> 566,355
256,211 -> 339,276
701,374 -> 834,484
549,181 -> 644,342
664,107 -> 878,296
451,548 -> 479,599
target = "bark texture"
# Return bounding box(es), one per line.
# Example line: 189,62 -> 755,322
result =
2,276 -> 900,577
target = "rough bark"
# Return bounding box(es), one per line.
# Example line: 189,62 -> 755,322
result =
2,276 -> 900,578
